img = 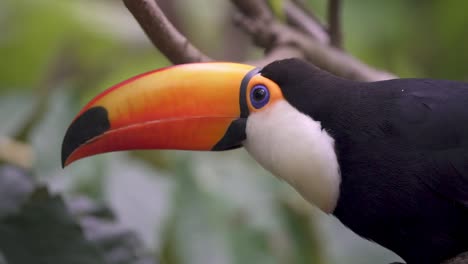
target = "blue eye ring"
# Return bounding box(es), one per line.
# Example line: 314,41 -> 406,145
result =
250,84 -> 270,109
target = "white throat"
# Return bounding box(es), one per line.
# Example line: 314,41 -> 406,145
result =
243,100 -> 341,213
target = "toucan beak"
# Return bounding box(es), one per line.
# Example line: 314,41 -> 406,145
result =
61,62 -> 256,167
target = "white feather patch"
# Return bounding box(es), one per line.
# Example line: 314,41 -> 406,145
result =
243,100 -> 341,213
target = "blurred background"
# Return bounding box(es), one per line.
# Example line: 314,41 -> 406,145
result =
1,0 -> 468,263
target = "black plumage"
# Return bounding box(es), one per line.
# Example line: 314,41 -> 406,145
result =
261,59 -> 468,264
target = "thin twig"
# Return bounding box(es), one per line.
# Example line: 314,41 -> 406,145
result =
284,1 -> 329,43
327,0 -> 342,49
247,45 -> 304,67
230,0 -> 272,20
123,0 -> 212,64
123,0 -> 394,81
232,0 -> 395,81
291,0 -> 323,24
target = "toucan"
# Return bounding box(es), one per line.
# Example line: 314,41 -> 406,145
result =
61,58 -> 468,264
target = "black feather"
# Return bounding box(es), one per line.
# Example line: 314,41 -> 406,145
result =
261,59 -> 468,264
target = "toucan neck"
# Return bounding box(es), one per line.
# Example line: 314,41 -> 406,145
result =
244,100 -> 342,213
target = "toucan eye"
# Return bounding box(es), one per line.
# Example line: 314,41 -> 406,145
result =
250,85 -> 270,109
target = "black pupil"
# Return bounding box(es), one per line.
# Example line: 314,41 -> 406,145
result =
253,88 -> 266,101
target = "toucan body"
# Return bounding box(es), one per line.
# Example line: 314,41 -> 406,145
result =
62,59 -> 468,264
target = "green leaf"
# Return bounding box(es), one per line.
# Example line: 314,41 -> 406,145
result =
0,165 -> 155,264
269,0 -> 285,21
0,186 -> 105,264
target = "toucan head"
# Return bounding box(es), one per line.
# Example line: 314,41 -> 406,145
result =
61,62 -> 290,166
62,59 -> 341,213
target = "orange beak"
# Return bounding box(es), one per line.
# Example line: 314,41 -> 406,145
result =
61,62 -> 257,167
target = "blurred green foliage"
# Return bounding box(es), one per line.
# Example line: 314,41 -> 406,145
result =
0,165 -> 154,264
1,0 -> 468,263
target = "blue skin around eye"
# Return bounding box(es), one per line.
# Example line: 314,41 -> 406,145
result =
250,85 -> 270,109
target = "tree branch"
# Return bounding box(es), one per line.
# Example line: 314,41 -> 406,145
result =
247,46 -> 304,67
284,1 -> 329,44
123,0 -> 212,64
123,0 -> 394,81
327,0 -> 343,48
230,0 -> 272,20
232,0 -> 395,81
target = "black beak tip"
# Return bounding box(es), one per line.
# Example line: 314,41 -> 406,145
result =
61,106 -> 111,168
61,152 -> 67,168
